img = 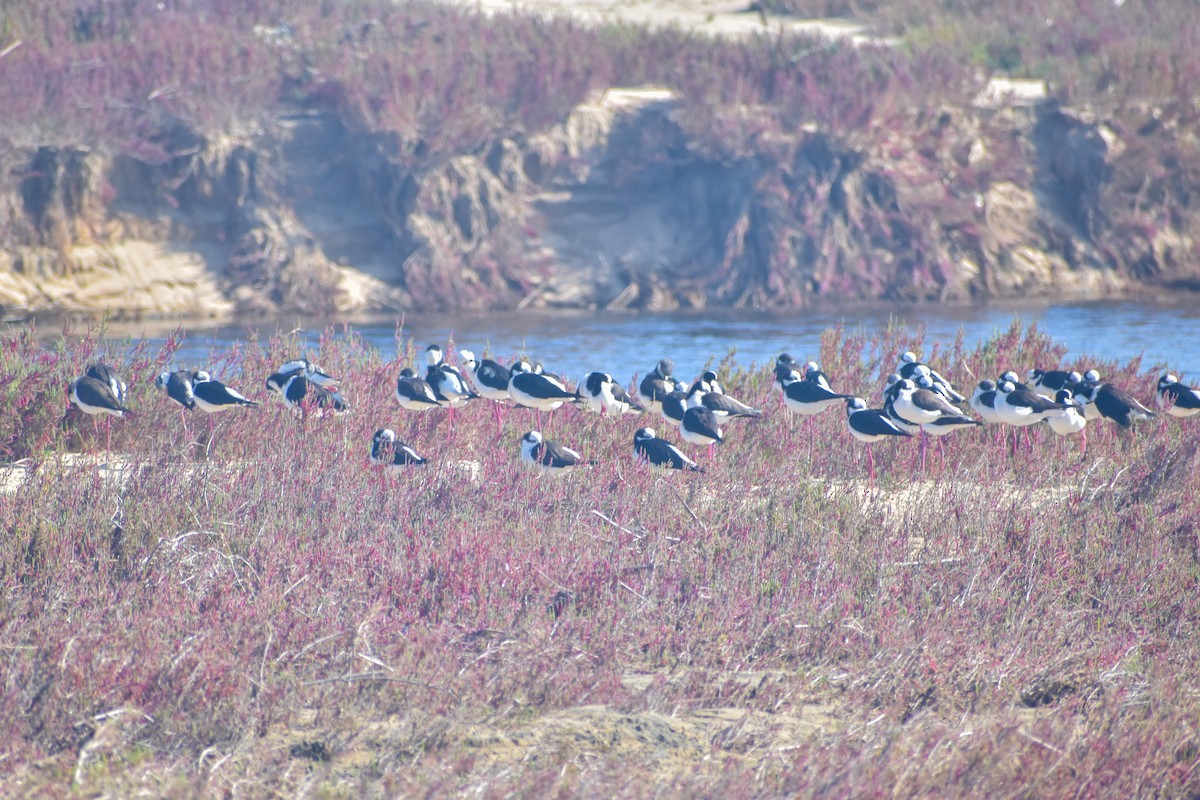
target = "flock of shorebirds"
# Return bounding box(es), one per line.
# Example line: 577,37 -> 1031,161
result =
65,343 -> 1200,478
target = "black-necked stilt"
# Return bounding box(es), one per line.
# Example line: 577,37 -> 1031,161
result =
395,368 -> 442,412
1156,374 -> 1200,418
898,352 -> 965,403
892,377 -> 965,469
1028,368 -> 1081,397
579,372 -> 642,416
994,380 -> 1064,427
460,349 -> 512,430
278,357 -> 341,388
891,378 -> 962,426
267,358 -> 340,396
969,379 -> 1003,425
781,372 -> 850,418
883,398 -> 921,436
912,367 -> 963,404
845,396 -> 912,482
508,370 -> 575,428
69,373 -> 129,452
85,363 -> 127,405
70,374 -> 129,419
425,344 -> 478,410
511,357 -> 543,375
637,359 -> 676,413
803,361 -> 834,393
685,373 -> 762,421
520,430 -> 584,472
659,383 -> 689,427
370,428 -> 427,469
1074,382 -> 1156,428
266,365 -> 302,396
460,349 -> 511,401
774,363 -> 800,393
155,370 -> 197,410
680,405 -> 723,459
995,379 -> 1067,454
192,372 -> 258,413
694,390 -> 763,421
1070,370 -> 1104,421
997,371 -> 1031,392
192,371 -> 258,437
774,354 -> 803,391
632,427 -> 702,472
283,374 -> 350,414
1042,389 -> 1088,454
922,413 -> 983,437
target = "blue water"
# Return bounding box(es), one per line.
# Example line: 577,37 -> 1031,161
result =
107,300 -> 1199,382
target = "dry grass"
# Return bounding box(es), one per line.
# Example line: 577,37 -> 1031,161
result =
1,320 -> 1199,796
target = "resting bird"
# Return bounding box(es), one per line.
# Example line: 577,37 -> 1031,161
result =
1156,374 -> 1200,418
844,397 -> 911,483
155,369 -> 197,410
370,428 -> 427,470
637,359 -> 677,414
632,427 -> 702,472
579,372 -> 642,416
520,430 -> 585,472
1074,382 -> 1155,429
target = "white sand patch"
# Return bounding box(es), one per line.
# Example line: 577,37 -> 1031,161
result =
430,0 -> 886,45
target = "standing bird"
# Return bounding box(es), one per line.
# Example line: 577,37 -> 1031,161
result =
191,371 -> 258,413
802,361 -> 834,393
155,369 -> 197,410
69,372 -> 130,452
995,379 -> 1067,454
897,352 -> 965,403
915,375 -> 981,444
424,344 -> 477,428
994,380 -> 1064,428
892,378 -> 965,469
86,363 -> 128,405
155,369 -> 197,437
1042,389 -> 1088,454
844,397 -> 912,484
508,370 -> 576,429
658,382 -> 689,428
519,430 -> 584,473
1028,368 -> 1082,398
1074,382 -> 1156,429
395,368 -> 442,413
370,428 -> 427,470
579,372 -> 642,417
773,354 -> 806,390
969,379 -> 1003,426
282,374 -> 350,415
680,405 -> 724,459
266,358 -> 340,396
460,349 -> 512,431
632,427 -> 702,472
1156,374 -> 1200,418
780,371 -> 850,420
192,371 -> 258,438
685,373 -> 762,421
1070,370 -> 1105,421
460,350 -> 511,401
637,359 -> 677,414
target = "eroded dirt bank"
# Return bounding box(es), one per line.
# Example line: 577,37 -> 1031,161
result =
1,4 -> 1196,322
